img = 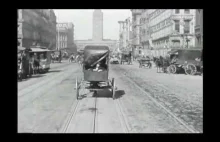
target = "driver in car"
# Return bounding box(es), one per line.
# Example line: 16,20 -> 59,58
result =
93,62 -> 105,72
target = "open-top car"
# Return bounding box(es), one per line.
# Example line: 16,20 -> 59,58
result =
167,48 -> 203,75
75,45 -> 116,100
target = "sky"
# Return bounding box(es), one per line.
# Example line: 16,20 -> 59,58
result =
54,9 -> 131,40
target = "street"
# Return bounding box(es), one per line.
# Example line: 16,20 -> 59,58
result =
18,61 -> 203,133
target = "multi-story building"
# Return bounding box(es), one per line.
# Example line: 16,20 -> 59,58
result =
130,9 -> 142,56
136,9 -> 196,57
56,22 -> 76,53
195,9 -> 203,48
17,9 -> 57,50
118,17 -> 132,52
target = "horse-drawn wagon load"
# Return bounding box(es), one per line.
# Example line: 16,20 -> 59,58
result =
120,51 -> 132,65
138,56 -> 152,68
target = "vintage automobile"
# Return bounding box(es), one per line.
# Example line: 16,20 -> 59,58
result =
120,51 -> 132,65
138,57 -> 152,68
75,45 -> 116,100
110,55 -> 120,64
29,46 -> 52,73
52,50 -> 62,63
167,48 -> 203,75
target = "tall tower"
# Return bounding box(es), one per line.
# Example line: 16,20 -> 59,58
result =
92,9 -> 103,41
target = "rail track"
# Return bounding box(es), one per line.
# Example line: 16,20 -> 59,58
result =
61,89 -> 130,133
123,73 -> 200,133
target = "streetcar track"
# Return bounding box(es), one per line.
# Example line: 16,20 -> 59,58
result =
63,85 -> 89,133
114,99 -> 130,133
124,74 -> 199,133
93,97 -> 98,133
62,100 -> 81,133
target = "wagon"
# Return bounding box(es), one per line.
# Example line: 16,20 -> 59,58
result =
167,48 -> 203,75
138,57 -> 152,68
75,45 -> 116,100
120,51 -> 132,65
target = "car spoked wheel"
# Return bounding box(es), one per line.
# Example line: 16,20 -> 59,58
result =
112,78 -> 116,100
185,64 -> 197,75
169,65 -> 176,74
76,77 -> 79,100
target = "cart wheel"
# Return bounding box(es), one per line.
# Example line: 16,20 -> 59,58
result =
112,78 -> 115,100
169,65 -> 177,74
185,64 -> 197,75
76,78 -> 79,100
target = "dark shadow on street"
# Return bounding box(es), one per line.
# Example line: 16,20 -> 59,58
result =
114,90 -> 125,99
48,70 -> 62,73
94,89 -> 125,99
18,74 -> 45,82
31,75 -> 46,78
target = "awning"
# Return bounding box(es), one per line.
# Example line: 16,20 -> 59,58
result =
29,48 -> 51,52
18,46 -> 26,51
167,49 -> 178,54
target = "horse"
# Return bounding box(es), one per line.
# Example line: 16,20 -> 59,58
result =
153,57 -> 162,73
161,56 -> 171,73
68,54 -> 74,63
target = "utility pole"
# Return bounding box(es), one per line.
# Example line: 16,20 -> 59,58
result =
57,17 -> 60,51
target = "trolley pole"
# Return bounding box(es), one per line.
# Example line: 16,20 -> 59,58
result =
57,17 -> 60,51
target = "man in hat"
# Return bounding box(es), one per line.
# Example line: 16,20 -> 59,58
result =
33,53 -> 40,74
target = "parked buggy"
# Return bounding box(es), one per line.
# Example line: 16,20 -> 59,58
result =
52,50 -> 62,63
167,48 -> 203,75
120,51 -> 132,65
75,45 -> 116,100
138,56 -> 152,68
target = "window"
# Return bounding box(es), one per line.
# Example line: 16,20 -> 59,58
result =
162,20 -> 165,27
157,24 -> 160,29
174,20 -> 180,32
184,9 -> 190,14
166,18 -> 170,25
184,20 -> 190,34
175,9 -> 180,14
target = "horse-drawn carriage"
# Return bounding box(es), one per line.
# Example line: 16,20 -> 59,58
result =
167,48 -> 203,75
120,51 -> 132,65
51,50 -> 62,63
138,56 -> 152,68
75,45 -> 116,100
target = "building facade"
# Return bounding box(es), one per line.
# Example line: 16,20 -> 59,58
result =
136,9 -> 196,57
130,9 -> 142,56
17,9 -> 57,50
56,22 -> 76,53
195,9 -> 203,48
75,10 -> 117,51
118,17 -> 132,52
